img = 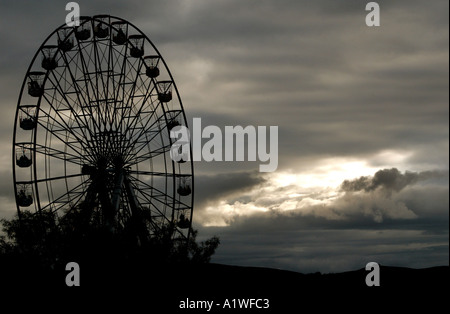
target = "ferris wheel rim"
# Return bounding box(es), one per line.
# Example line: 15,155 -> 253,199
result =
12,15 -> 194,240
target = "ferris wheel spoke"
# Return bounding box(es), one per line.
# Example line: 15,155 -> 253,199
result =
129,126 -> 167,156
128,170 -> 173,177
128,175 -> 191,210
109,49 -> 127,133
122,101 -> 164,149
33,143 -> 85,166
122,107 -> 161,158
74,39 -> 105,137
47,188 -> 88,214
125,177 -> 172,223
121,88 -> 158,129
114,80 -> 160,161
38,95 -> 94,158
40,87 -> 88,142
101,37 -> 115,103
16,173 -> 85,185
120,187 -> 162,233
109,40 -> 151,137
34,108 -> 94,161
66,55 -> 101,129
117,56 -> 144,131
40,178 -> 89,211
52,64 -> 97,146
110,41 -> 130,130
48,55 -> 90,110
92,39 -> 112,127
51,52 -> 99,135
138,185 -> 191,219
119,53 -> 150,115
125,141 -> 172,166
119,83 -> 158,138
44,70 -> 97,144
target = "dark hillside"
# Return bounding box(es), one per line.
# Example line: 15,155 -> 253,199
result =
0,255 -> 447,312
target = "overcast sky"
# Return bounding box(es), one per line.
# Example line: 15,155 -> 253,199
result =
0,0 -> 448,273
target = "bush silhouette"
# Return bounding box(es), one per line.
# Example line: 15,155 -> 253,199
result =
0,208 -> 220,275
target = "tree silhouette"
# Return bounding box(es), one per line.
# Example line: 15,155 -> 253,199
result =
0,208 -> 220,275
188,229 -> 220,263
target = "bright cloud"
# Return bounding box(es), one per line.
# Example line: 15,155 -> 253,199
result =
195,159 -> 442,227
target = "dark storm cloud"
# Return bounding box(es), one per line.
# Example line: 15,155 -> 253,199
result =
0,169 -> 13,198
195,171 -> 265,209
340,168 -> 447,193
155,0 -> 448,172
0,169 -> 16,220
1,1 -> 448,174
201,203 -> 449,273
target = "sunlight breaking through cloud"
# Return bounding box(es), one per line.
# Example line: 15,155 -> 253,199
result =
195,158 -> 442,227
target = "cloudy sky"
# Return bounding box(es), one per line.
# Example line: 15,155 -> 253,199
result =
0,0 -> 448,273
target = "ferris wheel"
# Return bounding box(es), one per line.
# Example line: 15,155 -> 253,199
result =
12,15 -> 194,243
